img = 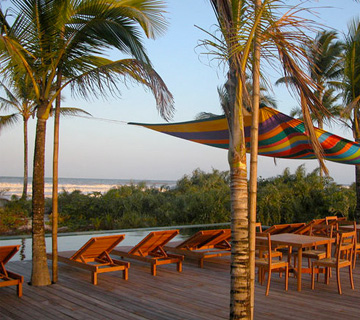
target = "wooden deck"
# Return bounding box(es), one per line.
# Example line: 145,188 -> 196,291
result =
0,257 -> 359,319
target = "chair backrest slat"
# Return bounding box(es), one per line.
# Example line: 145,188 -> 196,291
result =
0,245 -> 20,265
256,233 -> 273,267
175,229 -> 225,250
336,231 -> 355,263
128,230 -> 179,256
70,235 -> 125,261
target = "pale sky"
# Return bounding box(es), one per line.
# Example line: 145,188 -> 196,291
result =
0,0 -> 359,185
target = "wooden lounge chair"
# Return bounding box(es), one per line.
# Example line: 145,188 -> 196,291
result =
112,230 -> 184,276
294,218 -> 327,235
164,229 -> 231,268
0,245 -> 24,297
264,223 -> 306,235
47,235 -> 129,285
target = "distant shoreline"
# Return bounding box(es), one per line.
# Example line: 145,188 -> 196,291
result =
0,176 -> 177,199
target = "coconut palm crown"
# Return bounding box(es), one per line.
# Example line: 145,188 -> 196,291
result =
0,0 -> 174,286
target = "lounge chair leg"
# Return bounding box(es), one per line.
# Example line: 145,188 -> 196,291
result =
199,259 -> 204,268
17,283 -> 22,297
285,265 -> 288,291
151,264 -> 157,276
92,272 -> 98,285
123,268 -> 129,280
311,264 -> 315,290
177,261 -> 182,273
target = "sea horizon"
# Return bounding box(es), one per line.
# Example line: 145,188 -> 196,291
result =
0,176 -> 177,199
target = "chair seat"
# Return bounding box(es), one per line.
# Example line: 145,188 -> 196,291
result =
256,249 -> 282,259
255,258 -> 287,268
303,249 -> 327,259
313,257 -> 352,268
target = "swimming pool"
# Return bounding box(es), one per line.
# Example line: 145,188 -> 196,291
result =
0,223 -> 230,261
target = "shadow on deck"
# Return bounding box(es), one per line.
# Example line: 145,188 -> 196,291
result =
0,257 -> 359,319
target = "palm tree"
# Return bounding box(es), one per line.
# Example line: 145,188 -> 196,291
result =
0,0 -> 174,286
289,88 -> 342,126
0,78 -> 36,199
204,1 -> 326,318
277,30 -> 344,129
0,77 -> 89,201
342,19 -> 360,220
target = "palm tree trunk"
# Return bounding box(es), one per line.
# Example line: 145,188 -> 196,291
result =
350,113 -> 360,221
52,100 -> 60,283
31,113 -> 51,286
318,118 -> 324,178
22,118 -> 28,200
355,137 -> 360,221
52,71 -> 62,284
228,68 -> 251,320
249,1 -> 261,317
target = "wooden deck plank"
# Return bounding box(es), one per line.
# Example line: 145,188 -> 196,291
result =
1,257 -> 360,319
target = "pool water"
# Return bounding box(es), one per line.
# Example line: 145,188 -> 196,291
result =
0,223 -> 230,261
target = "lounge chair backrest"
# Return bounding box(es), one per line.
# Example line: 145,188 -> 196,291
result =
128,230 -> 179,256
0,245 -> 20,265
294,218 -> 326,235
70,235 -> 125,261
175,229 -> 226,250
264,224 -> 290,235
206,229 -> 231,248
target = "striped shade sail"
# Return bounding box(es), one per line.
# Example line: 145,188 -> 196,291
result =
129,106 -> 360,165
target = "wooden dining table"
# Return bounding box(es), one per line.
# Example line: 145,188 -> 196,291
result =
266,233 -> 335,292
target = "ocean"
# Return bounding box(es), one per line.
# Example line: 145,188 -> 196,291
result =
0,176 -> 177,199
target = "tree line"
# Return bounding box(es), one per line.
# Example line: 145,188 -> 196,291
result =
1,166 -> 355,234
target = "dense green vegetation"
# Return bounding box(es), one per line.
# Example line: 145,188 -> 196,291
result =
0,166 -> 356,235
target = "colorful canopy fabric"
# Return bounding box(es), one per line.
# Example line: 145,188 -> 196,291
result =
129,106 -> 360,165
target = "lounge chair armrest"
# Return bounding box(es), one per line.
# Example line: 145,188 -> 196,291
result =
166,253 -> 184,260
112,259 -> 130,268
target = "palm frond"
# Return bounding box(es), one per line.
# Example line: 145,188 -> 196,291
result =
65,57 -> 174,121
49,107 -> 92,117
0,113 -> 20,132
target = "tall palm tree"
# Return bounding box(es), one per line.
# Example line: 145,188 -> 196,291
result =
0,77 -> 89,200
305,31 -> 343,128
205,1 -> 326,318
0,0 -> 174,286
277,30 -> 344,129
289,87 -> 342,126
342,19 -> 360,220
0,78 -> 36,199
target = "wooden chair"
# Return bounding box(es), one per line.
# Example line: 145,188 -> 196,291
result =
255,222 -> 263,233
164,229 -> 231,268
47,235 -> 130,285
0,245 -> 23,297
112,230 -> 184,276
325,216 -> 338,225
311,231 -> 355,294
255,233 -> 289,296
351,221 -> 360,268
300,224 -> 334,280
